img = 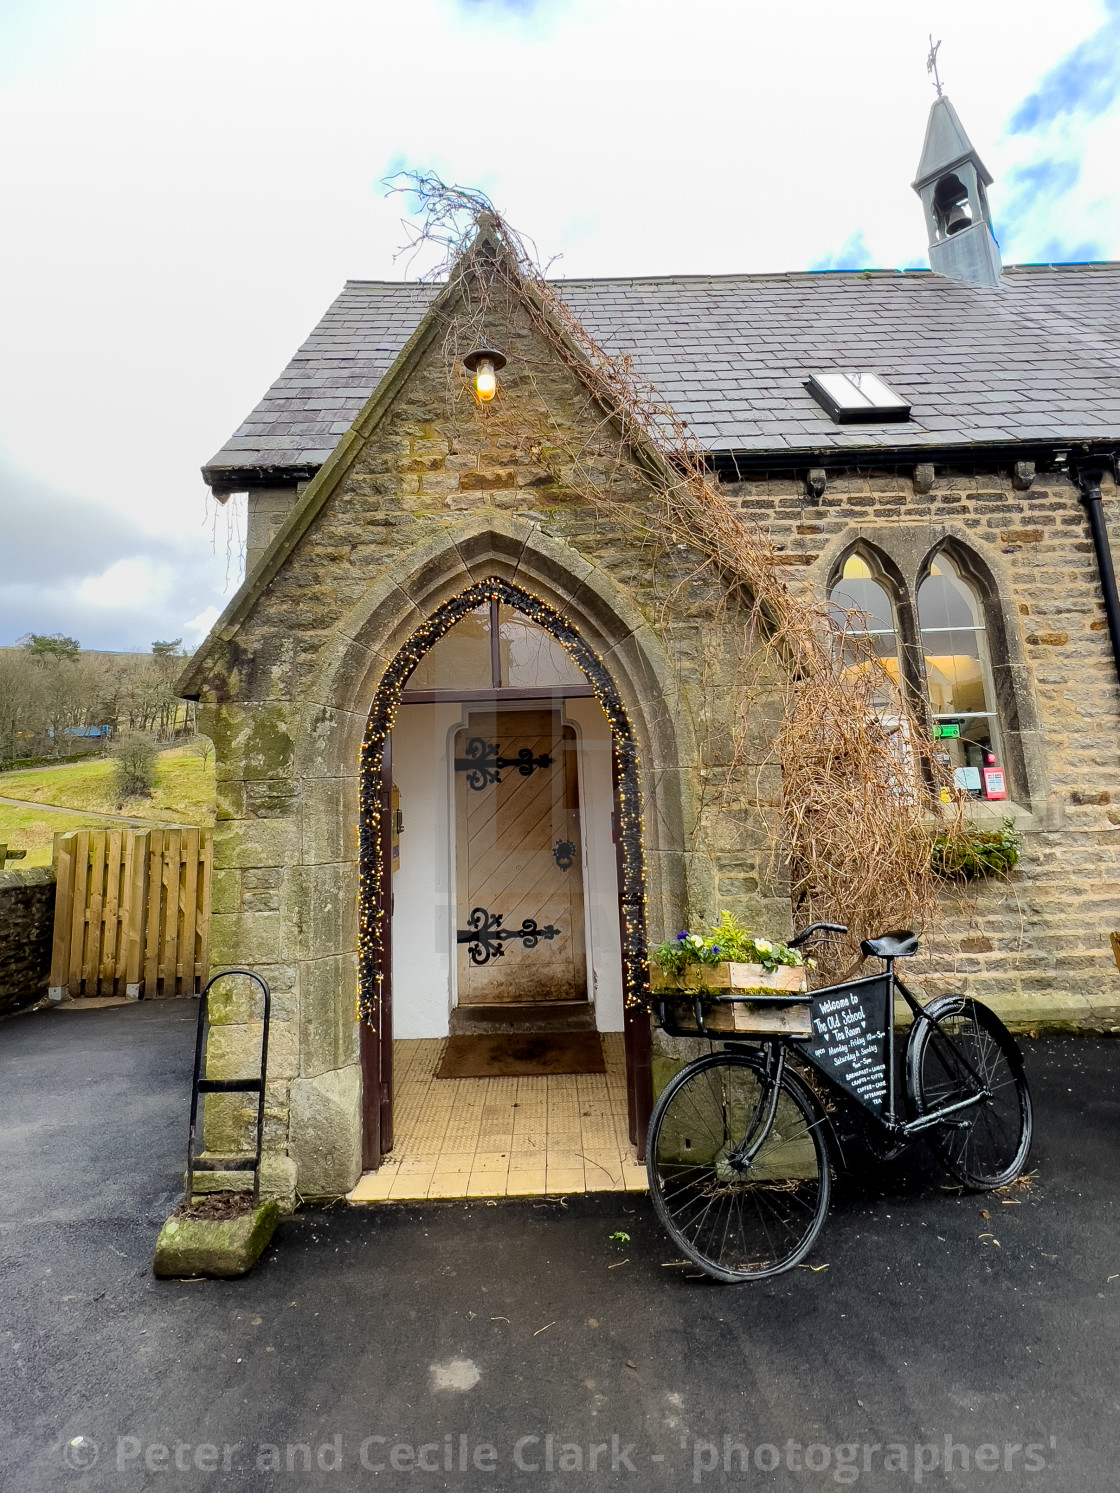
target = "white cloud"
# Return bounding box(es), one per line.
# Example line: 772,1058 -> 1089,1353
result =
183,605 -> 221,644
992,1 -> 1120,261
76,557 -> 176,610
0,448 -> 230,649
0,0 -> 1115,648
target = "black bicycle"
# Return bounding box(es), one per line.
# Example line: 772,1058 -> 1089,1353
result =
646,924 -> 1033,1283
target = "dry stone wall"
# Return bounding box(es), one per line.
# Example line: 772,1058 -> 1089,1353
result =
0,866 -> 56,1017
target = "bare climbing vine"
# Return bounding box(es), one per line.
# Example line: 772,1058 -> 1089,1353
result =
386,173 -> 963,974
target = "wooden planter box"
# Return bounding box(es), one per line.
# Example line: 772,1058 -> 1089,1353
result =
649,961 -> 811,1037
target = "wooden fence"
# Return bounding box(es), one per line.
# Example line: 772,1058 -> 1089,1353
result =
49,827 -> 212,999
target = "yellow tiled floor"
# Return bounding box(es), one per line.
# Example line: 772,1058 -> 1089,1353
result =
348,1033 -> 648,1203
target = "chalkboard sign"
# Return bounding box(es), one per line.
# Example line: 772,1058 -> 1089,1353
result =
796,975 -> 890,1113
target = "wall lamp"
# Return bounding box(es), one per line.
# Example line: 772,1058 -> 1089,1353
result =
463,348 -> 507,403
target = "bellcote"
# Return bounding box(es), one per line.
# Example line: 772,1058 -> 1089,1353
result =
912,95 -> 1002,288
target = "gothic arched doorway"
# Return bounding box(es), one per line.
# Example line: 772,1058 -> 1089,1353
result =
357,578 -> 651,1175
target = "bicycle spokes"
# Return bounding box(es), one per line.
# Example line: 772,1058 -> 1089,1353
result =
909,1001 -> 1032,1190
647,1054 -> 830,1282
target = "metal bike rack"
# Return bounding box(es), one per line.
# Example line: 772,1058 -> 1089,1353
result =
185,969 -> 271,1205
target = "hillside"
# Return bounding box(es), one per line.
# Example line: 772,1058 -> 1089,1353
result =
0,745 -> 216,867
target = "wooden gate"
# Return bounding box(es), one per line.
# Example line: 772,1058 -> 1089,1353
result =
49,827 -> 212,999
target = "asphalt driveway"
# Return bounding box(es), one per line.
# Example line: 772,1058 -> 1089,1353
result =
2,1000 -> 1119,1492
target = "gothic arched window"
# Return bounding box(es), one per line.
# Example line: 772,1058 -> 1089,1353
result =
404,600 -> 587,693
827,542 -> 1013,801
917,554 -> 1002,788
828,552 -> 903,715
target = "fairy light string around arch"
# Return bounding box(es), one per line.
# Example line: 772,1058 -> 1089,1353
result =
356,577 -> 648,1031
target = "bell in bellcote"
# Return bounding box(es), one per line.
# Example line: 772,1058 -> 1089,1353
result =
932,172 -> 973,239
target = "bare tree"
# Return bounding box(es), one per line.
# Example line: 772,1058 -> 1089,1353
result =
0,636 -> 195,766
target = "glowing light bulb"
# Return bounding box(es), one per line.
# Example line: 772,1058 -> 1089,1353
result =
475,358 -> 497,401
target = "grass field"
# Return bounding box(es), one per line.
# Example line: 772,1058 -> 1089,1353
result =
0,746 -> 216,868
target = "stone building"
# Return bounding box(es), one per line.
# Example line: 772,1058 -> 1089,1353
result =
180,96 -> 1120,1203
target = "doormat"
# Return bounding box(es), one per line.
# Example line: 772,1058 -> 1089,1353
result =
436,1032 -> 606,1079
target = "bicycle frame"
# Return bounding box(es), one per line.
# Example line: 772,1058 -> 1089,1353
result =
656,956 -> 993,1143
882,966 -> 991,1138
728,1042 -> 789,1170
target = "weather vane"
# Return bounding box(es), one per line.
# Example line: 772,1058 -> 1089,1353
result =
927,35 -> 944,96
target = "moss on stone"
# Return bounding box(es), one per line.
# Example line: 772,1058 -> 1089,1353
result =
153,1200 -> 280,1278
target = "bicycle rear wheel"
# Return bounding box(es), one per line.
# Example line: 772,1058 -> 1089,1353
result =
906,997 -> 1032,1190
646,1050 -> 831,1282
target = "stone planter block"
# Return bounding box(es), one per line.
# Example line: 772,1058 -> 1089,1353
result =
153,1201 -> 280,1279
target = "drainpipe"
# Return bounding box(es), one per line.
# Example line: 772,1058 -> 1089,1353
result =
1077,468 -> 1120,692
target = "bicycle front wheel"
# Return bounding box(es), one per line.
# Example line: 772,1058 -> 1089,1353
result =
907,997 -> 1033,1190
646,1051 -> 831,1282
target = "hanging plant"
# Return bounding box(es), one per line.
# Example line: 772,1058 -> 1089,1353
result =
931,818 -> 1021,880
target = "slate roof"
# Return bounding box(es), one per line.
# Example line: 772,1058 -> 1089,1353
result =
203,264 -> 1120,491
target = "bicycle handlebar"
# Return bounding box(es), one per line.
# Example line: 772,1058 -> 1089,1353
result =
787,921 -> 848,949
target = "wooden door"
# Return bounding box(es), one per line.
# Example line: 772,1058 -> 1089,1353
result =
454,710 -> 586,1006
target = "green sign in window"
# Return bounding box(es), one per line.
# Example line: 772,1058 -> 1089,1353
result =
934,723 -> 961,739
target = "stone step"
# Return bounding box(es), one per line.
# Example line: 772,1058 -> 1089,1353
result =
449,1000 -> 596,1035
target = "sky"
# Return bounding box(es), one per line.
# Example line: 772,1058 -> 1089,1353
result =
1,0 -> 1118,652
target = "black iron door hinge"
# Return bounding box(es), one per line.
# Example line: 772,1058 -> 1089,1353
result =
454,737 -> 554,791
456,907 -> 561,965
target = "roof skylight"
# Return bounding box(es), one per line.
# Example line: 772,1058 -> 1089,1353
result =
806,371 -> 911,424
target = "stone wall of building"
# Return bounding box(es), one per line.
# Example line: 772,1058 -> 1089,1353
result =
191,280 -> 784,1199
0,866 -> 56,1018
245,485 -> 306,577
722,465 -> 1120,1031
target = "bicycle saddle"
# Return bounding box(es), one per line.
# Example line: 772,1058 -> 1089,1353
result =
861,930 -> 919,960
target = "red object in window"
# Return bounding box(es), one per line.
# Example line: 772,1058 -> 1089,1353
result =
982,767 -> 1007,800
